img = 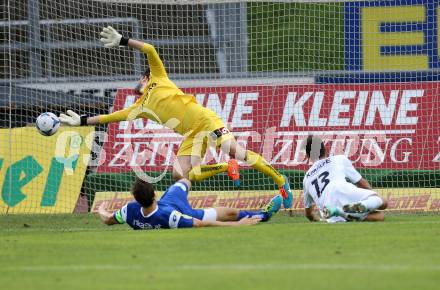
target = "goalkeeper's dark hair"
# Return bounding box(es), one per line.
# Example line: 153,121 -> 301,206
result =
134,68 -> 151,94
131,178 -> 155,207
304,135 -> 326,160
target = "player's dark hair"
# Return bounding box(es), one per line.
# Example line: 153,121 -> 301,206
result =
131,178 -> 155,207
143,68 -> 150,77
134,68 -> 151,94
304,135 -> 326,160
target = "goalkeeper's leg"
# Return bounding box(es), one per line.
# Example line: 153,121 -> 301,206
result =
179,131 -> 282,189
220,136 -> 293,209
172,135 -> 240,185
172,130 -> 293,208
174,158 -> 240,186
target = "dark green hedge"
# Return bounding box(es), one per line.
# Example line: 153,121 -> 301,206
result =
247,2 -> 345,72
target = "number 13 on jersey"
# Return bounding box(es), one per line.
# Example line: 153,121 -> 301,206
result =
311,171 -> 330,198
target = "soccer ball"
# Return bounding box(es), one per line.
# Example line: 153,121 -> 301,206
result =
36,112 -> 60,136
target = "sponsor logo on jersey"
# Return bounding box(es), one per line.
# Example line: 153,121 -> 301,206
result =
133,219 -> 155,229
209,127 -> 230,141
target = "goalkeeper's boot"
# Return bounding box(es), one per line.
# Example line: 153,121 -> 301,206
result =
279,175 -> 293,209
323,206 -> 343,219
261,194 -> 282,222
343,203 -> 368,214
227,159 -> 241,187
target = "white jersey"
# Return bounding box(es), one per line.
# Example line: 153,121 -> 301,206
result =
303,155 -> 371,215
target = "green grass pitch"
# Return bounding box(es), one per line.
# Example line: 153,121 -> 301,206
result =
1,214 -> 439,290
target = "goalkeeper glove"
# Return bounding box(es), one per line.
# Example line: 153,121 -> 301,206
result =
100,26 -> 129,48
59,110 -> 88,126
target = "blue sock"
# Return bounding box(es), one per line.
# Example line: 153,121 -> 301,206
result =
237,210 -> 264,221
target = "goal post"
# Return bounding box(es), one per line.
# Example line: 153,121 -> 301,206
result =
1,0 -> 439,214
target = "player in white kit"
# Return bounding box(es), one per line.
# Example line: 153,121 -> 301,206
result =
302,135 -> 387,223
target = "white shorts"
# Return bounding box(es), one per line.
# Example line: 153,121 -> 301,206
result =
202,208 -> 217,222
322,182 -> 377,209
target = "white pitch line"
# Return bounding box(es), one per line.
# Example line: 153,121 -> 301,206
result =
1,263 -> 439,272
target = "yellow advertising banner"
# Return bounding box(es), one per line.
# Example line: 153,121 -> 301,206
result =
375,188 -> 440,212
91,188 -> 440,213
0,126 -> 94,214
91,190 -> 278,213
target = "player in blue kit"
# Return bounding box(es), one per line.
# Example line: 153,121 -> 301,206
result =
98,178 -> 282,229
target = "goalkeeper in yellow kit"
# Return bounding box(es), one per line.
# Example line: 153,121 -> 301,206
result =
60,26 -> 293,208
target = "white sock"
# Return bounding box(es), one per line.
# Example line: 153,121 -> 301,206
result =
360,195 -> 383,211
338,207 -> 367,221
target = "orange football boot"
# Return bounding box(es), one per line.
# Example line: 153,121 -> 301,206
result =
227,159 -> 241,187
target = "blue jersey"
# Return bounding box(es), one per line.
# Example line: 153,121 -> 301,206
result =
113,181 -> 205,230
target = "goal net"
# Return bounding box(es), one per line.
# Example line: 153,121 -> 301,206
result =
1,0 -> 439,214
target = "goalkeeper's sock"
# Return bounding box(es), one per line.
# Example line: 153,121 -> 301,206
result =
188,163 -> 228,182
360,195 -> 383,211
245,150 -> 285,187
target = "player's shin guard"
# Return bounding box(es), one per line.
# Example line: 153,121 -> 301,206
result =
237,211 -> 265,221
237,195 -> 282,222
360,195 -> 383,211
189,163 -> 228,182
245,150 -> 284,186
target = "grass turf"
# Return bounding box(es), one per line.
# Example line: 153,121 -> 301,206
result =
0,214 -> 439,290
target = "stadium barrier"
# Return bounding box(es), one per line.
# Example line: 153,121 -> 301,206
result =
90,188 -> 440,213
84,169 -> 440,211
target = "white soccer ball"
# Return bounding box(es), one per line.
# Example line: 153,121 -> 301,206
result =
36,112 -> 60,136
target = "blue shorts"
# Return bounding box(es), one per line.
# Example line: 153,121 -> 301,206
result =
159,182 -> 205,220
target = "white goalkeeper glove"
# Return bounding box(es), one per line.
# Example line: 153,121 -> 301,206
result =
59,110 -> 85,126
100,26 -> 127,48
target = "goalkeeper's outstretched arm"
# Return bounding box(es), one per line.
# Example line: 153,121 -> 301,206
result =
59,105 -> 143,126
100,26 -> 167,78
60,26 -> 164,127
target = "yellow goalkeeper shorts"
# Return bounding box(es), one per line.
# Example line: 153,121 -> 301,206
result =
177,108 -> 233,157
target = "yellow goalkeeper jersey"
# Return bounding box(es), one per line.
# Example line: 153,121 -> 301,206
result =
99,43 -> 223,135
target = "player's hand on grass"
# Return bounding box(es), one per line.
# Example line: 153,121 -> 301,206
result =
238,216 -> 261,226
100,26 -> 122,48
98,201 -> 110,213
59,110 -> 81,126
